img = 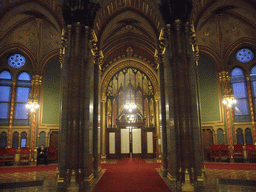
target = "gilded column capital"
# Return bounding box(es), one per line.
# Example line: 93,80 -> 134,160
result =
191,24 -> 199,65
218,71 -> 230,83
32,75 -> 43,86
174,19 -> 182,32
154,28 -> 166,68
59,28 -> 67,68
245,72 -> 251,81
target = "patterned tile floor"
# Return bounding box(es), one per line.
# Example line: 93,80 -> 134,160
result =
0,160 -> 256,192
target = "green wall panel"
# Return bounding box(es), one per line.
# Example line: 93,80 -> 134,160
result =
42,57 -> 61,124
199,54 -> 220,122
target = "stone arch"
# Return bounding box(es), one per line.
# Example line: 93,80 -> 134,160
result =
101,57 -> 159,100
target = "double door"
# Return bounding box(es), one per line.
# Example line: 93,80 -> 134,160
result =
107,128 -> 155,159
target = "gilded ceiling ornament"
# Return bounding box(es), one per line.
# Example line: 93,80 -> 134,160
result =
50,34 -> 56,39
23,31 -> 30,36
204,32 -> 209,36
125,25 -> 133,30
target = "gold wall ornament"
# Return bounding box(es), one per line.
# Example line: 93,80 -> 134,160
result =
59,28 -> 67,68
218,71 -> 230,83
191,24 -> 200,65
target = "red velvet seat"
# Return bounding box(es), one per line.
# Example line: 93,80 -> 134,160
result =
233,144 -> 244,162
20,147 -> 30,165
4,148 -> 16,165
220,144 -> 231,162
0,148 -> 6,166
47,146 -> 57,163
210,144 -> 221,161
245,144 -> 256,162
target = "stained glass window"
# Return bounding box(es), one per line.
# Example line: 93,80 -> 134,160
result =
0,70 -> 12,125
236,48 -> 254,63
0,132 -> 7,148
236,128 -> 244,145
231,68 -> 250,122
20,132 -> 27,147
7,54 -> 26,68
13,72 -> 31,126
250,65 -> 256,121
12,132 -> 19,148
245,128 -> 252,145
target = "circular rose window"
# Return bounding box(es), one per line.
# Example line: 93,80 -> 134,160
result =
7,54 -> 26,68
236,48 -> 254,63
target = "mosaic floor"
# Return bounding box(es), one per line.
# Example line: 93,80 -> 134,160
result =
0,160 -> 256,192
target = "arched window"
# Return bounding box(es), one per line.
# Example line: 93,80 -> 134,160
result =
0,132 -> 7,148
250,65 -> 256,120
230,68 -> 250,122
39,131 -> 46,147
12,132 -> 19,148
217,128 -> 224,144
0,70 -> 12,126
236,128 -> 244,145
20,132 -> 27,147
245,128 -> 253,145
13,72 -> 31,126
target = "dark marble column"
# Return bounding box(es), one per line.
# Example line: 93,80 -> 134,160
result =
159,1 -> 204,191
58,1 -> 100,191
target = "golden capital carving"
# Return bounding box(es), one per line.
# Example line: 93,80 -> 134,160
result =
174,19 -> 182,31
218,71 -> 230,83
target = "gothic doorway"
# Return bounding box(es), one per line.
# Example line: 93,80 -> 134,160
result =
104,66 -> 157,159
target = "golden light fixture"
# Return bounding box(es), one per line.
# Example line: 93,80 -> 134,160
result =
124,103 -> 137,112
26,98 -> 39,112
222,94 -> 237,108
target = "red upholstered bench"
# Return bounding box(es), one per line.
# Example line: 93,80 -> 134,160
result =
210,144 -> 221,162
233,144 -> 244,162
20,147 -> 31,165
245,144 -> 256,163
220,144 -> 231,162
47,146 -> 57,163
4,148 -> 16,165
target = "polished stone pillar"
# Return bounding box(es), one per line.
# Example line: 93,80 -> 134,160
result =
164,20 -> 204,192
92,42 -> 103,178
58,1 -> 100,190
155,40 -> 168,177
159,1 -> 204,191
58,23 -> 95,191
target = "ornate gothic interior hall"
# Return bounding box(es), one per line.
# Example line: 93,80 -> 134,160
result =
0,0 -> 256,191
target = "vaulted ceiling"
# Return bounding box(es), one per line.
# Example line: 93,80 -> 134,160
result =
0,0 -> 256,74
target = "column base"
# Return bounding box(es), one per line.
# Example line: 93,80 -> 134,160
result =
93,165 -> 102,178
167,172 -> 177,190
101,154 -> 106,159
181,169 -> 194,192
57,175 -> 67,192
160,166 -> 168,177
83,173 -> 95,191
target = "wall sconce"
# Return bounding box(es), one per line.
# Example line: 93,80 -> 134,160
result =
222,94 -> 237,108
26,98 -> 39,112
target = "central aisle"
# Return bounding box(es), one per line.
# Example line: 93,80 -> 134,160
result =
92,158 -> 171,192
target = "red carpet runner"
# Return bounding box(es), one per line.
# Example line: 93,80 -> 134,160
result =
93,158 -> 171,192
